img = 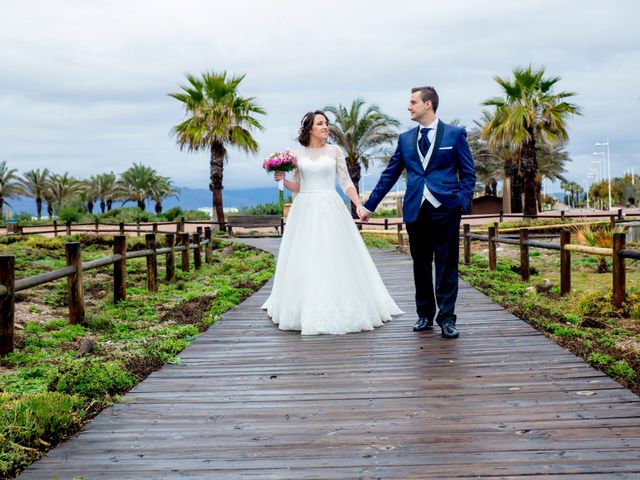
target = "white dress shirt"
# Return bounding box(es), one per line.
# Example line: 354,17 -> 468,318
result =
417,117 -> 441,208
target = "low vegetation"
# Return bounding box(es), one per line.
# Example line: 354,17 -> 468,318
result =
0,234 -> 274,478
458,240 -> 639,394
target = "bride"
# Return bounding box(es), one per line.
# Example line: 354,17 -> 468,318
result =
261,110 -> 403,335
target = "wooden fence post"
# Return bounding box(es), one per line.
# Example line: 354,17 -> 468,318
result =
488,226 -> 497,271
0,256 -> 16,356
145,233 -> 158,293
561,210 -> 565,221
119,222 -> 125,235
193,233 -> 202,270
152,222 -> 158,234
204,228 -> 212,263
136,219 -> 141,237
610,215 -> 616,227
95,218 -> 99,233
181,232 -> 190,272
499,210 -> 504,223
65,242 -> 85,325
613,232 -> 626,308
280,217 -> 285,235
66,221 -> 72,236
165,233 -> 175,282
180,217 -> 185,233
384,218 -> 389,230
397,224 -> 404,248
53,220 -> 58,237
618,208 -> 623,220
519,228 -> 530,282
560,230 -> 571,296
113,235 -> 127,303
463,224 -> 471,266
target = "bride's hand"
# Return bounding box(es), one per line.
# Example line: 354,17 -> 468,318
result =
274,172 -> 286,182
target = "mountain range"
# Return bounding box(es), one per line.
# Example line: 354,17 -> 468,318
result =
4,187 -> 285,216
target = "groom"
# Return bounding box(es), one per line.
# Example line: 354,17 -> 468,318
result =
358,86 -> 476,339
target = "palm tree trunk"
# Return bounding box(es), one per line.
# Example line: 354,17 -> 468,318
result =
100,200 -> 106,214
210,141 -> 226,232
0,197 -> 3,218
107,200 -> 113,211
36,197 -> 43,219
502,175 -> 512,214
155,202 -> 162,214
536,180 -> 543,212
521,139 -> 538,217
137,200 -> 145,210
87,201 -> 94,214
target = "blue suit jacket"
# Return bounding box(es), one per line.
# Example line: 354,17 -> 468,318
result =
364,121 -> 476,223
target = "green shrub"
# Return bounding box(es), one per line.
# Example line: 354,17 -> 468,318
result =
58,207 -> 81,224
16,211 -> 36,224
161,206 -> 183,221
0,392 -> 86,477
55,360 -> 137,397
587,351 -> 615,367
609,360 -> 637,381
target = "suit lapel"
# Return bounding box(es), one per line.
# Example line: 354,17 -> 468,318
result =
425,121 -> 446,173
408,126 -> 421,165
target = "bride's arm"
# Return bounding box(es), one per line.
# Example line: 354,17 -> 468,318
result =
335,146 -> 362,208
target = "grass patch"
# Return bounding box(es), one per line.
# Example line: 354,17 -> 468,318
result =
459,246 -> 640,396
0,235 -> 274,478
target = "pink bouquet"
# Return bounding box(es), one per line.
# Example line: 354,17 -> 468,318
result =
262,150 -> 298,175
263,150 -> 298,211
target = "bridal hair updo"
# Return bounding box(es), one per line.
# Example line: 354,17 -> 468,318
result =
298,110 -> 329,147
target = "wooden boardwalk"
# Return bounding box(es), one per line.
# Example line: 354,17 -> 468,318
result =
20,238 -> 640,479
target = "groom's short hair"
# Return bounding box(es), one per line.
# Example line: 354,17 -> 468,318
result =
411,86 -> 439,112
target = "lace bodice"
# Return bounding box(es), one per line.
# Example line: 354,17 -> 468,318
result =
292,144 -> 355,194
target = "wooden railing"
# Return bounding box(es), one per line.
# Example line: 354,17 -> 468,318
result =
2,217 -> 227,237
462,222 -> 640,308
0,227 -> 217,356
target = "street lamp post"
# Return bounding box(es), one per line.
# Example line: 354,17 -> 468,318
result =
595,140 -> 611,210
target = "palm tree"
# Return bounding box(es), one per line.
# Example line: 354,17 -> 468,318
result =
95,172 -> 120,212
19,168 -> 50,219
149,176 -> 180,214
83,175 -> 101,214
169,71 -> 265,230
324,99 -> 400,217
535,144 -> 568,211
47,173 -> 82,214
468,124 -> 503,196
482,65 -> 580,216
119,163 -> 158,210
0,160 -> 22,218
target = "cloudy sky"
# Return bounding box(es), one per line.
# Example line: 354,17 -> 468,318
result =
1,0 -> 638,194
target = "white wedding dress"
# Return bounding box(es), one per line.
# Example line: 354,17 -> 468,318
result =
261,144 -> 403,335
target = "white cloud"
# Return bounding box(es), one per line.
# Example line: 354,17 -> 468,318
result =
1,0 -> 639,190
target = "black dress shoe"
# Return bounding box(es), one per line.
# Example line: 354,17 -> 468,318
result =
413,316 -> 434,331
440,321 -> 459,339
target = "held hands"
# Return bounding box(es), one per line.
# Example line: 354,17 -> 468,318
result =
274,172 -> 286,182
356,205 -> 370,223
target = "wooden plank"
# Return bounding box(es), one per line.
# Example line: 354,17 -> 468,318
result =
18,239 -> 640,479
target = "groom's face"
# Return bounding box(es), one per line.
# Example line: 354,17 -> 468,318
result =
408,92 -> 431,123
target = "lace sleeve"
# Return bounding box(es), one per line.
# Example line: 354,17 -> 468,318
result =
335,145 -> 355,194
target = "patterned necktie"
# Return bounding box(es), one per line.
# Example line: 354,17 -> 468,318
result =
419,127 -> 432,158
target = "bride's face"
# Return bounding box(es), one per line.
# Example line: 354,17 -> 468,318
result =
310,114 -> 329,143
